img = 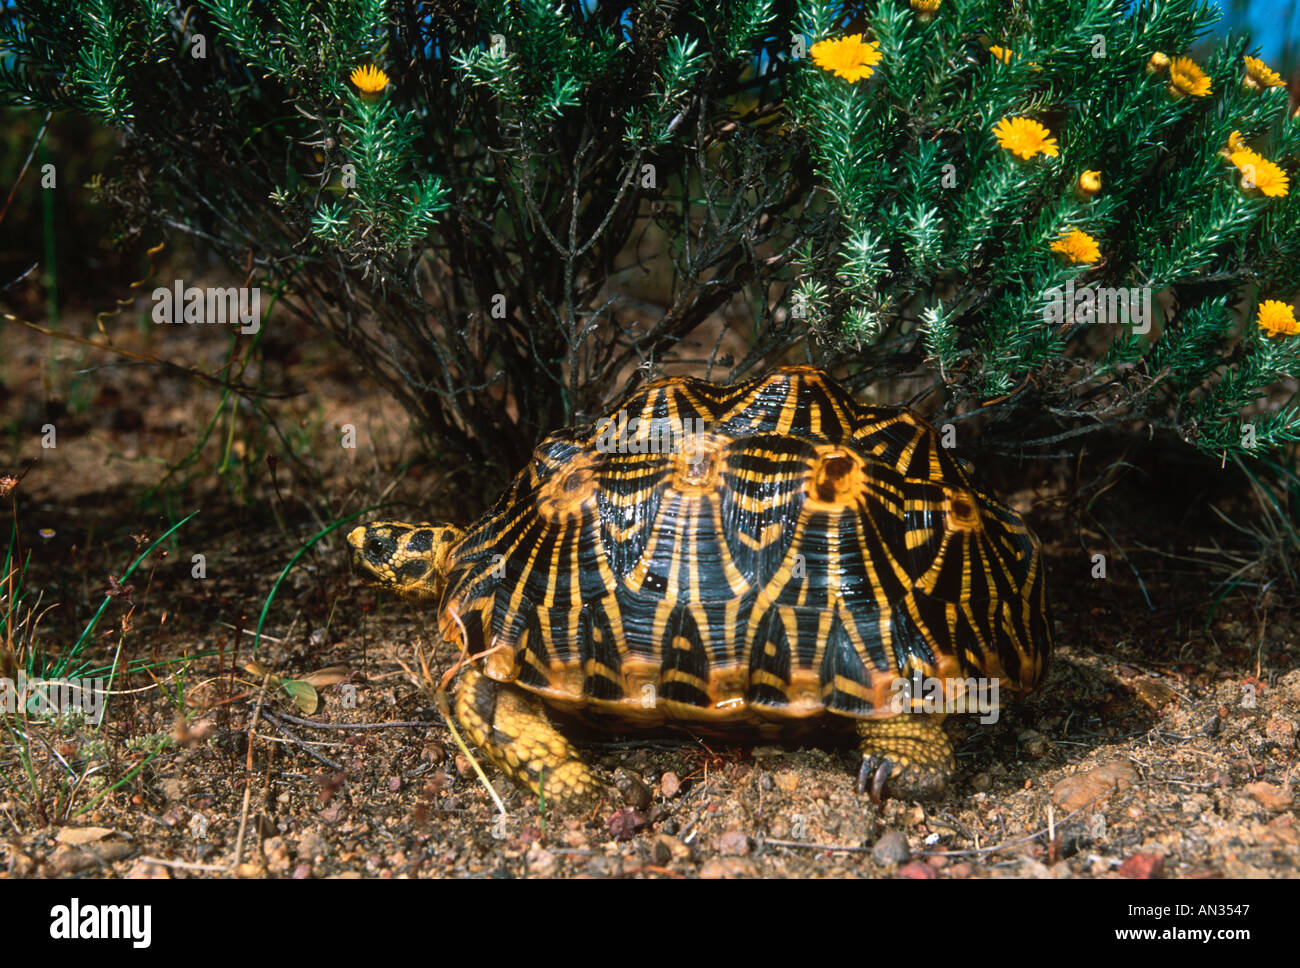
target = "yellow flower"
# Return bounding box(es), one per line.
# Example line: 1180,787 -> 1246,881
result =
810,34 -> 882,82
989,45 -> 1014,64
1168,56 -> 1211,97
1146,51 -> 1170,74
1229,147 -> 1290,197
1257,300 -> 1299,338
994,116 -> 1059,160
1075,170 -> 1102,199
1219,131 -> 1246,164
910,0 -> 942,17
1242,55 -> 1285,90
1050,228 -> 1101,265
350,64 -> 390,95
1248,156 -> 1291,198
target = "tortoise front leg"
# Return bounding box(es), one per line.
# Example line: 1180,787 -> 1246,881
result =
855,714 -> 953,804
453,665 -> 602,811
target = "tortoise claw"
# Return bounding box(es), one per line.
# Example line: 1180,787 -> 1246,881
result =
857,756 -> 894,806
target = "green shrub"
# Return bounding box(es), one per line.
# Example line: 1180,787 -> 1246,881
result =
2,0 -> 1297,467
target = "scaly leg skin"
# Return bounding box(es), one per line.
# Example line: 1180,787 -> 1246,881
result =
453,665 -> 602,812
855,715 -> 954,805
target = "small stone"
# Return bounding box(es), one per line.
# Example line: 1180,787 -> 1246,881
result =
260,835 -> 291,875
296,829 -> 328,860
1265,716 -> 1297,747
124,860 -> 170,879
562,822 -> 590,848
525,846 -> 558,877
1280,670 -> 1300,704
872,830 -> 911,866
699,857 -> 757,878
1051,760 -> 1137,813
774,770 -> 800,794
1118,852 -> 1164,879
650,834 -> 689,865
717,829 -> 750,856
970,772 -> 992,792
55,826 -> 113,845
1245,782 -> 1293,811
659,772 -> 681,798
1019,858 -> 1055,879
90,841 -> 134,864
1262,813 -> 1299,846
7,853 -> 35,876
455,753 -> 473,776
614,769 -> 653,811
1018,729 -> 1048,757
49,848 -> 96,875
1133,678 -> 1176,710
388,776 -> 402,793
607,807 -> 647,842
947,862 -> 973,878
897,860 -> 937,879
581,854 -> 622,878
291,863 -> 313,879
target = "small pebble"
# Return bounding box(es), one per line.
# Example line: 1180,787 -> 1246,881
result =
614,768 -> 653,811
607,807 -> 647,842
872,830 -> 910,866
526,846 -> 558,877
717,829 -> 750,856
700,857 -> 757,878
659,772 -> 681,798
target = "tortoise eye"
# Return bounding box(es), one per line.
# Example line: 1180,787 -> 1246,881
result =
366,538 -> 388,559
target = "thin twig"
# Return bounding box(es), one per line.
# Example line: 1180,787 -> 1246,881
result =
231,670 -> 272,873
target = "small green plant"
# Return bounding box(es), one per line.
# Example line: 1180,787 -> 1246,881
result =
0,497 -> 200,824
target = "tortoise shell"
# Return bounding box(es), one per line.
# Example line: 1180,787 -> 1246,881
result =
438,367 -> 1051,728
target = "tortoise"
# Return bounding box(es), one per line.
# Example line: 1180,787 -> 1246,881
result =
348,367 -> 1052,808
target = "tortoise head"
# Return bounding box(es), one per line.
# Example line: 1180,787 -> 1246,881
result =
347,521 -> 464,602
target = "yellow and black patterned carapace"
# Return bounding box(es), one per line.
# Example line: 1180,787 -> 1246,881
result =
349,367 -> 1053,808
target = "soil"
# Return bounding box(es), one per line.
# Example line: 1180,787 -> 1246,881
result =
0,302 -> 1297,880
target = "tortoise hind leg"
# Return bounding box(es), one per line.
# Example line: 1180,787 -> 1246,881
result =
855,714 -> 953,804
453,665 -> 601,811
